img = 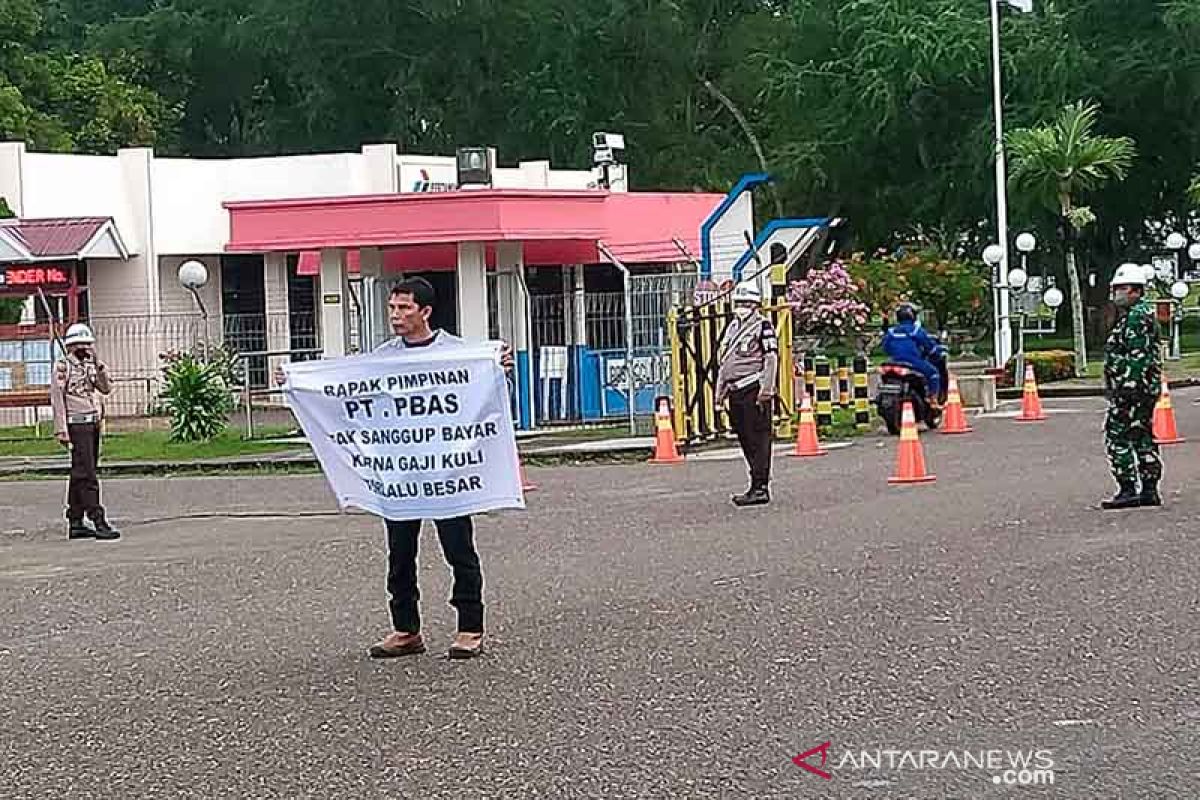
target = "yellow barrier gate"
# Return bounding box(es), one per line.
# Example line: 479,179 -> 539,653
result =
667,301 -> 795,446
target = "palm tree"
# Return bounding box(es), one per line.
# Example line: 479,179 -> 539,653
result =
1006,101 -> 1136,375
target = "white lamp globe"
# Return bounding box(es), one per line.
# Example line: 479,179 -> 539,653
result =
1170,280 -> 1190,300
982,244 -> 1003,266
1043,287 -> 1064,309
1166,232 -> 1188,251
1015,233 -> 1037,253
1141,264 -> 1158,283
1189,243 -> 1200,262
1007,268 -> 1028,289
178,260 -> 209,289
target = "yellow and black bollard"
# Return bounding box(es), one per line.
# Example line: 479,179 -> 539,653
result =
837,356 -> 851,408
815,357 -> 833,428
804,355 -> 816,402
853,354 -> 871,430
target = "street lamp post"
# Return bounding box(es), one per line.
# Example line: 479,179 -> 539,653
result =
989,0 -> 1013,368
1166,233 -> 1188,360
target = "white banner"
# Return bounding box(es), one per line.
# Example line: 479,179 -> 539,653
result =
282,346 -> 525,521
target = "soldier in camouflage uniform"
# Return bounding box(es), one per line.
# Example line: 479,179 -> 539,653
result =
1100,264 -> 1163,510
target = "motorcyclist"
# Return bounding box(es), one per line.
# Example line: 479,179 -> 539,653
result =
881,303 -> 946,406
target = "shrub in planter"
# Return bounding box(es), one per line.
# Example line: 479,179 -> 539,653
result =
158,349 -> 235,442
1003,349 -> 1075,387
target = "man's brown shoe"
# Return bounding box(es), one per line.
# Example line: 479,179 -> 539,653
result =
368,631 -> 426,659
448,632 -> 484,660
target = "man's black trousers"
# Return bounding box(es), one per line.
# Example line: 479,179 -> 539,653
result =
728,383 -> 773,490
384,516 -> 483,634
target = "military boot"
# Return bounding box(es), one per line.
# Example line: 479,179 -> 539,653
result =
1101,483 -> 1141,510
1139,479 -> 1162,507
67,517 -> 94,540
90,511 -> 121,540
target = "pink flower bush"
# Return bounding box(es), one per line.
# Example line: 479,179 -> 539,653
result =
787,261 -> 870,337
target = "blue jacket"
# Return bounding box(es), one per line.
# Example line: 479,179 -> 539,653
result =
882,321 -> 943,367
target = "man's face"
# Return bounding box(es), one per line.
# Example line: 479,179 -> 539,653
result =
388,291 -> 431,337
1111,285 -> 1142,308
69,344 -> 92,360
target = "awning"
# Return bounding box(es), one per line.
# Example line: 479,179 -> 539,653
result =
225,189 -> 723,268
0,217 -> 131,263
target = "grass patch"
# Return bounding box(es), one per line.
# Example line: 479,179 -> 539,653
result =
0,425 -> 304,461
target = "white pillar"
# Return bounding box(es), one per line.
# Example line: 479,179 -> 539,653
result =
496,242 -> 532,429
359,247 -> 385,349
319,248 -> 348,357
263,253 -> 291,399
571,265 -> 587,347
456,241 -> 489,341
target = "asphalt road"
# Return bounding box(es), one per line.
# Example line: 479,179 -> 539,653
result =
2,394 -> 1199,799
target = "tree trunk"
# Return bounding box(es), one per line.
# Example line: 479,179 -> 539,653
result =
1065,242 -> 1088,375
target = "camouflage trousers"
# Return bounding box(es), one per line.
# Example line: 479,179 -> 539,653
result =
1104,396 -> 1161,488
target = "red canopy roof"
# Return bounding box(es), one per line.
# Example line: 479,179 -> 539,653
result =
225,189 -> 721,269
0,217 -> 130,262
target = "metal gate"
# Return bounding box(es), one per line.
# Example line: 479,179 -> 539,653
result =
668,301 -> 795,445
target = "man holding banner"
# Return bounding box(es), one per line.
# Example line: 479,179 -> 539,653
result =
278,277 -> 519,660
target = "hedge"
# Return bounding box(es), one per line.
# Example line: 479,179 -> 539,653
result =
1001,349 -> 1076,387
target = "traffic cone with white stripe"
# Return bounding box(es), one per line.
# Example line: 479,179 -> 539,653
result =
1152,378 -> 1184,445
888,401 -> 936,484
789,396 -> 828,457
940,375 -> 973,434
649,396 -> 685,464
1015,364 -> 1047,422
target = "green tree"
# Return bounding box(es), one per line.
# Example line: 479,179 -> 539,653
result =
1189,172 -> 1200,207
1007,101 -> 1136,374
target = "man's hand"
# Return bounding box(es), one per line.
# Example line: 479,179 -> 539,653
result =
499,343 -> 515,374
56,431 -> 70,448
273,365 -> 286,388
757,391 -> 776,409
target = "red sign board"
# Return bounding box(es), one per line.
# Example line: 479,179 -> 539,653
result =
0,266 -> 71,288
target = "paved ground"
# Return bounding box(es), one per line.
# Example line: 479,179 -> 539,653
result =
2,393 -> 1199,799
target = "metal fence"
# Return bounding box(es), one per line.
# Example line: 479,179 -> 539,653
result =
79,312 -> 318,418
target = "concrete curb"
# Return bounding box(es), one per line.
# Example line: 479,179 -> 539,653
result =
995,376 -> 1200,400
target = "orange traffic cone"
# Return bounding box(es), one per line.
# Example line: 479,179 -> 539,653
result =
888,401 -> 936,484
789,396 -> 828,457
520,460 -> 538,492
649,396 -> 685,464
1152,379 -> 1185,445
1015,364 -> 1047,422
940,375 -> 973,434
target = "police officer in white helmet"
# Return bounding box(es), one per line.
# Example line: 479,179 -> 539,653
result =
50,323 -> 120,540
714,281 -> 779,506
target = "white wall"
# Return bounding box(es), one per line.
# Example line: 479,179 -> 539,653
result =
0,142 -> 25,215
22,152 -> 139,252
152,153 -> 364,256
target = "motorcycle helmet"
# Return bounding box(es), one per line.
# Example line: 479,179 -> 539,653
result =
895,303 -> 918,324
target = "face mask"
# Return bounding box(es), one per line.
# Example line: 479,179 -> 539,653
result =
1111,289 -> 1135,308
734,306 -> 754,320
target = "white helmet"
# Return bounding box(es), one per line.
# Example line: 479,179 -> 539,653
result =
63,323 -> 96,347
1110,263 -> 1147,287
730,281 -> 763,304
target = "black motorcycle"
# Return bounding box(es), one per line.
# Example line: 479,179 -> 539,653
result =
875,350 -> 949,435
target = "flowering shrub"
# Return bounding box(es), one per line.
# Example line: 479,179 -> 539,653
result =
848,248 -> 989,331
787,261 -> 870,338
